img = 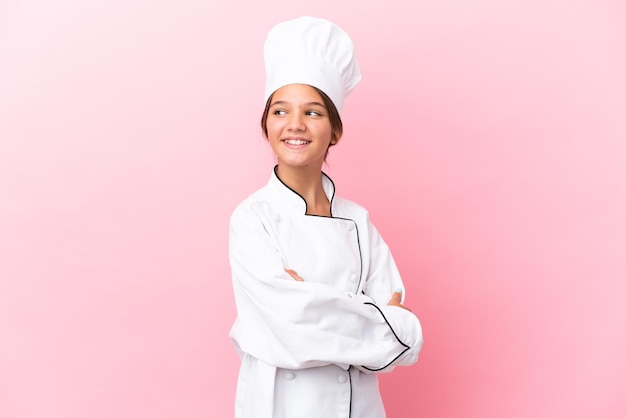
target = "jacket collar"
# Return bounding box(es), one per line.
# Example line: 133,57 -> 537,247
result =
267,165 -> 337,216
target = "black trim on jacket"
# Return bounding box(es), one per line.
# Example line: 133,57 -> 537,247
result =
361,302 -> 411,372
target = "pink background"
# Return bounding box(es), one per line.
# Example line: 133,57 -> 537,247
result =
1,1 -> 625,417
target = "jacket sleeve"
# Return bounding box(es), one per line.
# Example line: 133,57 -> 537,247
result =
356,218 -> 424,373
229,203 -> 423,372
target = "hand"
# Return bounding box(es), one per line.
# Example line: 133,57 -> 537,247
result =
387,289 -> 412,312
284,268 -> 304,282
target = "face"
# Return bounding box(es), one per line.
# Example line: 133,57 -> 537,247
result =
265,84 -> 338,170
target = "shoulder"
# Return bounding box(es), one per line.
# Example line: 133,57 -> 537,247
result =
333,195 -> 370,220
232,186 -> 271,210
230,186 -> 277,227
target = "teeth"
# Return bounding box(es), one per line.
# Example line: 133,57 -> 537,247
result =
285,139 -> 309,145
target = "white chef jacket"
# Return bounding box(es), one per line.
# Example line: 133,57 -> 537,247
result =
229,167 -> 423,418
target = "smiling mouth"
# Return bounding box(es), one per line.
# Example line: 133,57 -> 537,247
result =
283,139 -> 311,145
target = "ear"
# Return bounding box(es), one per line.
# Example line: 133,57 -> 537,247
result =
330,132 -> 342,146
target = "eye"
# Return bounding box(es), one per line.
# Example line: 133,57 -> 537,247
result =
306,110 -> 322,117
273,109 -> 287,116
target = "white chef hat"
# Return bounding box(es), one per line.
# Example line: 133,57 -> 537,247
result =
263,16 -> 361,114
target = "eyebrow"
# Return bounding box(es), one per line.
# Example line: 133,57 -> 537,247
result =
270,100 -> 326,108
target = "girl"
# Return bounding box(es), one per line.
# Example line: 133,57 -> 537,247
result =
229,16 -> 423,418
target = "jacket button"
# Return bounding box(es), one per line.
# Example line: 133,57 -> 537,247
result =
350,273 -> 358,282
285,372 -> 295,380
347,223 -> 355,231
337,374 -> 347,383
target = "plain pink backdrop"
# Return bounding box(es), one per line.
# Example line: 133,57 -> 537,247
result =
1,1 -> 625,417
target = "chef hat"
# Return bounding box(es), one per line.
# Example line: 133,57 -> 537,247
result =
263,16 -> 361,114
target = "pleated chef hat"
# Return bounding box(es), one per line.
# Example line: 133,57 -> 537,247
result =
263,16 -> 361,114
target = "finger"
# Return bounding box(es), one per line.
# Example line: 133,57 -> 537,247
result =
391,287 -> 404,302
399,303 -> 413,312
284,268 -> 304,282
387,295 -> 401,307
388,292 -> 402,304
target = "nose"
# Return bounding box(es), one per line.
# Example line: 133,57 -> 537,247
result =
287,112 -> 306,132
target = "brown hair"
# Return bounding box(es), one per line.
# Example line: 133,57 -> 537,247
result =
260,86 -> 343,146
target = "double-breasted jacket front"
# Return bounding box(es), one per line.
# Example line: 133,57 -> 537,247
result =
229,168 -> 423,418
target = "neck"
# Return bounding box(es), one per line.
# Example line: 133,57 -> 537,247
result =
275,164 -> 330,216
